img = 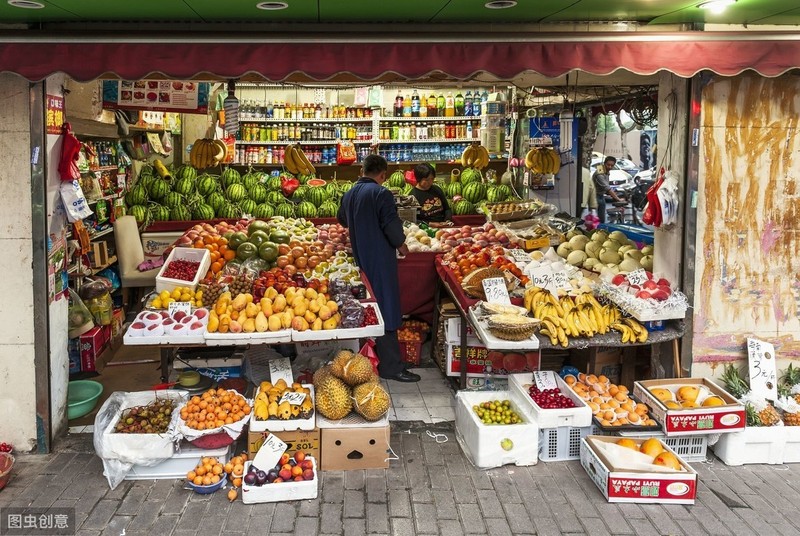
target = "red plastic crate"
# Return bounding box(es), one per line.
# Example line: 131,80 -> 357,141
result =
400,340 -> 423,366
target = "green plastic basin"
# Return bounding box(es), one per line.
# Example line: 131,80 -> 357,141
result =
67,380 -> 103,420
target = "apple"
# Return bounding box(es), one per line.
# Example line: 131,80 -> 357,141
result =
162,318 -> 175,326
131,322 -> 146,329
173,311 -> 187,322
278,468 -> 292,481
194,309 -> 208,320
643,280 -> 658,290
657,285 -> 672,294
656,278 -> 671,287
301,459 -> 314,470
302,468 -> 315,480
651,289 -> 670,301
180,315 -> 195,325
190,322 -> 204,330
636,290 -> 652,299
611,274 -> 627,286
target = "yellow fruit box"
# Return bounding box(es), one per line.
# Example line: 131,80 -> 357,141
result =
580,435 -> 697,505
249,384 -> 316,433
247,428 -> 321,461
633,378 -> 745,436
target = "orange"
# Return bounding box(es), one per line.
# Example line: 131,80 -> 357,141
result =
187,471 -> 196,481
193,476 -> 203,486
616,438 -> 639,450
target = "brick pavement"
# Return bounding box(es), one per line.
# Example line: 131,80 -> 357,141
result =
2,422 -> 798,536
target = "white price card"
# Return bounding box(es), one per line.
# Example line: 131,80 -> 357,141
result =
253,433 -> 288,472
530,265 -> 557,295
509,249 -> 532,264
168,301 -> 191,317
482,277 -> 511,305
552,271 -> 572,291
279,391 -> 307,406
747,338 -> 778,401
269,357 -> 294,386
627,269 -> 649,288
533,370 -> 559,391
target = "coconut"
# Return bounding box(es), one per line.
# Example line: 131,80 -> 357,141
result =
619,258 -> 642,273
624,249 -> 644,262
568,234 -> 591,250
584,241 -> 602,259
591,230 -> 609,243
556,242 -> 573,258
601,239 -> 622,251
641,254 -> 654,271
566,250 -> 588,266
599,248 -> 622,265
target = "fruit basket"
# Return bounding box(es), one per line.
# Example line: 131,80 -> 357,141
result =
0,452 -> 14,491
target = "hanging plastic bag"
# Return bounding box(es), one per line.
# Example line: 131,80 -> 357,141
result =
68,290 -> 95,339
60,180 -> 94,223
58,122 -> 82,182
337,140 -> 357,165
359,339 -> 380,375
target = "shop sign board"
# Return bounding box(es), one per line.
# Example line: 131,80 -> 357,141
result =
102,80 -> 210,113
46,94 -> 65,135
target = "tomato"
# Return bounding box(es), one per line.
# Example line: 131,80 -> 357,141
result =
258,241 -> 279,262
248,219 -> 270,236
236,241 -> 259,261
248,230 -> 270,248
228,231 -> 248,249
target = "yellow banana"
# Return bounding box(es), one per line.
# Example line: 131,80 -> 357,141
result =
284,144 -> 299,174
295,146 -> 316,175
557,326 -> 568,347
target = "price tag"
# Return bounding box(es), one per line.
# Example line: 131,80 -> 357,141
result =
252,432 -> 288,472
747,338 -> 778,401
168,301 -> 191,317
279,391 -> 307,406
482,277 -> 511,305
552,271 -> 572,291
529,265 -> 557,295
509,249 -> 532,264
533,371 -> 559,391
627,269 -> 649,287
269,357 -> 294,386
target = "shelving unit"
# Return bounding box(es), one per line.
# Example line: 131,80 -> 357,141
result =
89,227 -> 114,240
86,192 -> 123,206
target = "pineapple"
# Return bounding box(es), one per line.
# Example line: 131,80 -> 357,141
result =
758,403 -> 782,426
722,364 -> 781,426
721,364 -> 749,399
781,364 -> 800,405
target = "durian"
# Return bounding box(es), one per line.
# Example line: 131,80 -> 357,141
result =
315,375 -> 353,420
352,382 -> 391,421
337,353 -> 378,386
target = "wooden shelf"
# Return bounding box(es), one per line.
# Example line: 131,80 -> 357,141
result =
86,193 -> 122,206
89,227 -> 114,240
90,255 -> 117,275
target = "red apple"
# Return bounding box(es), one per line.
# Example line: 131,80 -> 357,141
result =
656,278 -> 671,288
645,271 -> 654,280
301,460 -> 314,470
302,468 -> 315,480
636,290 -> 652,299
643,280 -> 658,290
194,309 -> 208,320
651,289 -> 670,301
611,274 -> 627,286
173,311 -> 187,321
657,285 -> 672,295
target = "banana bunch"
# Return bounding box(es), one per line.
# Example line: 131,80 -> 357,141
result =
524,286 -> 647,347
461,144 -> 490,170
284,144 -> 316,175
190,138 -> 226,169
524,147 -> 561,174
610,318 -> 649,344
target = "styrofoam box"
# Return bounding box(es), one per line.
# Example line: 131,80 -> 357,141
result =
249,385 -> 316,433
156,247 -> 211,293
468,308 -> 540,351
454,390 -> 539,469
125,443 -> 231,481
617,430 -> 708,463
291,303 -> 384,341
711,425 -> 786,466
509,373 -> 592,429
316,411 -> 389,429
444,316 -> 477,344
204,330 -> 292,346
241,458 -> 318,504
784,426 -> 800,464
539,426 -> 595,462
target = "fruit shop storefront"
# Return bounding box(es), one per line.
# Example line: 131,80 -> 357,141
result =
2,32 -> 800,454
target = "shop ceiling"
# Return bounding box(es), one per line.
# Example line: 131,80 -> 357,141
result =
1,0 -> 798,26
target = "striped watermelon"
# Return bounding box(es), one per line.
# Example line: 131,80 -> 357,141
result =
306,186 -> 329,208
452,199 -> 476,215
221,168 -> 242,189
317,200 -> 339,218
173,176 -> 195,196
275,203 -> 296,218
298,174 -> 315,185
196,174 -> 218,196
149,204 -> 170,221
207,192 -> 226,212
239,199 -> 257,216
292,185 -> 309,201
387,171 -> 406,188
226,183 -> 247,202
486,186 -> 507,203
496,184 -> 512,199
192,203 -> 215,221
177,166 -> 197,181
266,175 -> 282,191
445,182 -> 462,198
339,181 -> 354,193
325,182 -> 339,198
266,191 -> 286,205
242,171 -> 260,190
218,203 -> 241,219
125,185 -> 148,206
462,182 -> 487,204
170,205 -> 191,221
253,203 -> 275,219
296,201 -> 317,218
137,173 -> 156,193
163,192 -> 184,209
401,183 -> 413,196
460,168 -> 482,185
129,205 -> 147,224
248,184 -> 268,203
148,178 -> 170,201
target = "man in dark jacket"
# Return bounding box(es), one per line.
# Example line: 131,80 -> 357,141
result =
338,155 -> 420,382
593,156 -> 625,223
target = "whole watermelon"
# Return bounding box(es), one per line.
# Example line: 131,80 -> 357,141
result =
253,203 -> 275,219
486,186 -> 507,203
339,181 -> 354,193
221,168 -> 242,189
445,182 -> 462,198
248,184 -> 268,204
196,174 -> 218,196
460,168 -> 482,185
239,198 -> 257,216
298,174 -> 315,185
125,185 -> 148,207
296,201 -> 317,219
242,171 -> 261,190
173,176 -> 195,196
387,171 -> 406,188
207,192 -> 226,212
275,203 -> 296,218
170,205 -> 191,221
293,185 -> 309,201
129,205 -> 147,224
148,178 -> 170,201
226,183 -> 247,202
137,173 -> 156,193
496,184 -> 512,199
163,192 -> 184,209
325,182 -> 339,199
266,191 -> 286,205
401,183 -> 413,196
218,203 -> 241,219
462,182 -> 487,204
177,165 -> 197,181
192,203 -> 215,221
453,199 -> 476,215
306,186 -> 329,208
149,204 -> 170,221
317,200 -> 339,218
266,175 -> 282,191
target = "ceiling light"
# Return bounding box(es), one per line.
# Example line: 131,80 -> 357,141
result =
256,1 -> 288,10
484,1 -> 517,9
7,0 -> 45,8
697,0 -> 736,14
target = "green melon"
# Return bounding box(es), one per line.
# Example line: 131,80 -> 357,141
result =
173,176 -> 195,196
266,175 -> 282,191
496,184 -> 512,199
292,185 -> 309,201
298,174 -> 315,185
248,184 -> 268,203
192,203 -> 215,221
453,199 -> 476,215
462,182 -> 487,204
170,205 -> 191,221
460,168 -> 482,185
218,203 -> 241,219
401,183 -> 413,196
253,203 -> 275,219
226,183 -> 247,202
148,178 -> 170,201
220,168 -> 242,189
137,174 -> 156,193
387,171 -> 406,188
296,201 -> 318,219
196,174 -> 219,196
266,191 -> 286,205
445,182 -> 462,199
239,198 -> 257,216
317,200 -> 339,218
207,192 -> 226,212
306,186 -> 330,208
149,204 -> 170,221
177,165 -> 197,181
275,203 -> 296,218
486,186 -> 507,203
163,192 -> 184,209
242,171 -> 260,190
339,181 -> 354,193
129,205 -> 147,224
325,182 -> 339,199
125,185 -> 148,207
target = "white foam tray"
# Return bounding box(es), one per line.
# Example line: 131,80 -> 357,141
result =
468,307 -> 540,351
509,373 -> 592,429
204,329 -> 293,346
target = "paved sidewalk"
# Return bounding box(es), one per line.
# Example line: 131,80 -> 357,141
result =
2,420 -> 799,536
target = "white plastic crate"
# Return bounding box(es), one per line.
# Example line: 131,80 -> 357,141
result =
617,430 -> 708,463
539,426 -> 595,462
712,425 -> 786,465
156,247 -> 211,293
509,373 -> 592,429
784,426 -> 800,464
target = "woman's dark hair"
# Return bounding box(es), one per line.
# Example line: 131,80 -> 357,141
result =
413,162 -> 436,181
362,154 -> 388,176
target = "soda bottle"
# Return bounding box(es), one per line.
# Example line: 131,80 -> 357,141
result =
464,91 -> 473,116
419,94 -> 427,117
481,89 -> 489,114
428,93 -> 438,117
403,93 -> 412,117
394,91 -> 403,117
454,91 -> 464,116
411,90 -> 420,117
445,92 -> 455,117
437,93 -> 446,117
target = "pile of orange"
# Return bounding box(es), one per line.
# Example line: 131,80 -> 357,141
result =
193,234 -> 234,277
179,388 -> 251,430
566,373 -> 657,427
224,452 -> 248,489
186,456 -> 225,487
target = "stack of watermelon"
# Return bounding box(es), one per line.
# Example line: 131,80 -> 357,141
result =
124,164 -> 355,225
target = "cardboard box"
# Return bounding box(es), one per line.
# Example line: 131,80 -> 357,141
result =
79,325 -> 110,372
320,425 -> 390,471
90,241 -> 109,268
110,308 -> 124,339
633,378 -> 745,436
580,435 -> 697,504
570,347 -> 622,385
445,342 -> 540,377
140,230 -> 184,260
248,428 -> 321,461
444,316 -> 477,344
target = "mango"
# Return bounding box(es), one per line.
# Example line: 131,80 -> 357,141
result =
323,317 -> 338,330
304,310 -> 317,324
272,295 -> 287,313
326,300 -> 339,312
219,315 -> 231,333
305,288 -> 318,300
242,317 -> 256,333
207,315 -> 219,333
312,318 -> 323,331
268,315 -> 282,332
294,300 -> 308,317
232,293 -> 248,312
308,300 -> 321,313
265,287 -> 278,300
292,316 -> 309,332
255,312 -> 269,333
280,311 -> 293,329
245,302 -> 260,318
318,305 -> 332,321
245,293 -> 254,304
229,320 -> 243,333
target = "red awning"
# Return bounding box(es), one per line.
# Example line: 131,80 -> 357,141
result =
2,33 -> 799,82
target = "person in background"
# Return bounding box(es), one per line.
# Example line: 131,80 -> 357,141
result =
580,166 -> 597,218
592,155 -> 624,223
410,163 -> 452,226
337,154 -> 420,383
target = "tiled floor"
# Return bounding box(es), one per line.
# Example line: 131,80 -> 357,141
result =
384,367 -> 456,424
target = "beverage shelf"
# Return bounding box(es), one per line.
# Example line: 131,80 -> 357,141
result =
243,117 -> 374,124
235,140 -> 373,146
380,116 -> 479,122
377,138 -> 476,144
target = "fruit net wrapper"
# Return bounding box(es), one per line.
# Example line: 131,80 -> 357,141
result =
776,395 -> 800,414
590,439 -> 687,473
596,280 -> 689,318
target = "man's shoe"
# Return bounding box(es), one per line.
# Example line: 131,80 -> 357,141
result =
382,370 -> 421,383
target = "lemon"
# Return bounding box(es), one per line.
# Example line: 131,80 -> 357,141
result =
159,290 -> 171,302
195,290 -> 203,299
171,288 -> 182,300
152,297 -> 162,309
164,298 -> 176,306
180,292 -> 192,301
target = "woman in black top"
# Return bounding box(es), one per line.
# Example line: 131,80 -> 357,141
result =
410,163 -> 452,225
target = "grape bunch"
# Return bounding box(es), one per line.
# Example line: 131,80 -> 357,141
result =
114,398 -> 175,434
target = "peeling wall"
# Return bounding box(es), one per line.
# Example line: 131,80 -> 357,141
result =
692,73 -> 800,377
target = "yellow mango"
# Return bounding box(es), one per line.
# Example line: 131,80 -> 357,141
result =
255,312 -> 269,332
242,317 -> 256,333
207,314 -> 219,333
305,288 -> 318,301
272,295 -> 287,313
230,310 -> 239,321
245,302 -> 260,319
215,300 -> 228,316
229,320 -> 243,333
304,310 -> 317,324
265,287 -> 278,300
232,293 -> 248,312
280,311 -> 293,329
245,293 -> 254,304
318,305 -> 332,321
294,300 -> 308,317
260,298 -> 273,316
294,288 -> 306,299
284,288 -> 296,303
312,318 -> 323,331
219,315 -> 231,333
308,300 -> 321,313
268,315 -> 282,332
260,381 -> 273,392
323,317 -> 338,330
317,294 -> 327,306
327,300 -> 339,312
292,316 -> 309,332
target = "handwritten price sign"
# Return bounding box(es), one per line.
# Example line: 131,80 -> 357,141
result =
552,271 -> 571,291
533,370 -> 558,390
627,269 -> 649,287
269,357 -> 294,385
279,391 -> 307,406
530,266 -> 558,295
508,249 -> 533,265
482,277 -> 511,305
168,301 -> 191,317
253,433 -> 288,471
747,338 -> 778,401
